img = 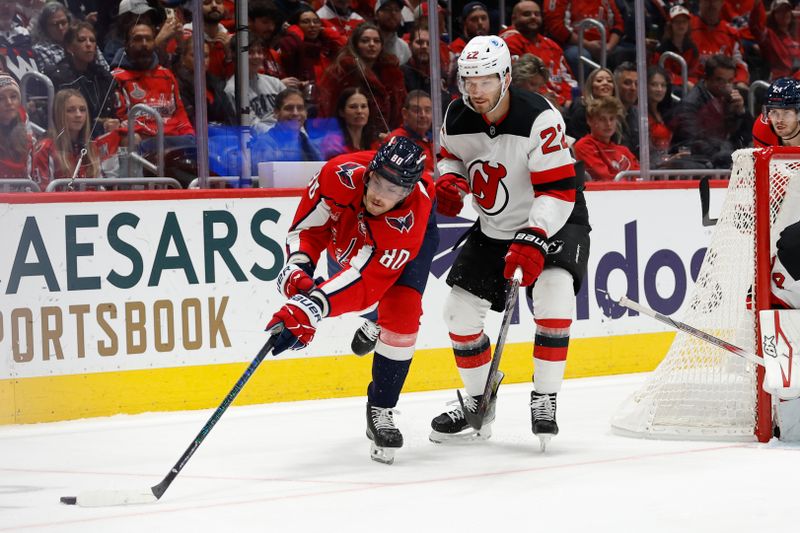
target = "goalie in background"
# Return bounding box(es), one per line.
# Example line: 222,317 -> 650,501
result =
266,136 -> 438,464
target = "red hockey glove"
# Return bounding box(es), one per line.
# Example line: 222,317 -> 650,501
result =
277,254 -> 315,298
435,173 -> 470,217
266,293 -> 326,355
504,228 -> 548,287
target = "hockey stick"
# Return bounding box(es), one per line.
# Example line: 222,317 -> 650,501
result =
618,296 -> 765,367
699,177 -> 718,227
460,268 -> 523,431
59,328 -> 281,507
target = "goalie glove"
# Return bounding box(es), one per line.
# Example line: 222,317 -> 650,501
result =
504,228 -> 547,287
266,292 -> 328,355
435,173 -> 470,217
277,253 -> 315,298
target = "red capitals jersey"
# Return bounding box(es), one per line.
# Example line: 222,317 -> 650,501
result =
573,134 -> 639,181
286,151 -> 435,317
543,0 -> 624,46
690,15 -> 749,85
113,65 -> 195,137
752,113 -> 779,147
501,28 -> 577,106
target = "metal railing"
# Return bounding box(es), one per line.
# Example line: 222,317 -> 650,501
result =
658,51 -> 688,100
20,72 -> 54,135
187,176 -> 247,189
0,179 -> 41,192
576,19 -> 607,89
613,169 -> 732,181
748,79 -> 770,117
46,177 -> 182,192
127,104 -> 165,177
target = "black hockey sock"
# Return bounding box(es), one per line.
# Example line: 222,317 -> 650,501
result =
367,353 -> 412,408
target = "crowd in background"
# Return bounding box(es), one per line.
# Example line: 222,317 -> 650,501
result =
0,0 -> 797,189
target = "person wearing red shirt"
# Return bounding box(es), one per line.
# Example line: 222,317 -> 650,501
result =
387,90 -> 434,172
646,65 -> 676,167
317,22 -> 406,130
0,75 -> 32,181
182,0 -> 234,81
449,2 -> 490,57
574,95 -> 640,181
690,0 -> 750,88
279,6 -> 342,89
501,1 -> 576,109
654,4 -> 701,91
316,0 -> 364,39
267,137 -> 438,464
112,23 -> 194,140
753,77 -> 800,147
749,0 -> 800,80
543,0 -> 624,78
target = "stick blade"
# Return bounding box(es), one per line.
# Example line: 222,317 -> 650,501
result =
65,489 -> 158,507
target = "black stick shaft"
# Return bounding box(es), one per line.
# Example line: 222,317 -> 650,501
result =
150,334 -> 278,499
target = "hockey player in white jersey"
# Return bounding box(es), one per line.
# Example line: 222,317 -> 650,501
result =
430,35 -> 590,449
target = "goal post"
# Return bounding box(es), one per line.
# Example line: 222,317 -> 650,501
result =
611,147 -> 800,442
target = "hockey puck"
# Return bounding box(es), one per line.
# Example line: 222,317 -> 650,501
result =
60,496 -> 77,505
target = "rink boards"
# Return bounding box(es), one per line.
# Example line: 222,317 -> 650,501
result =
0,182 -> 725,424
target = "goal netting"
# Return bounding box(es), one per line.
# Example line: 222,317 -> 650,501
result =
611,147 -> 800,441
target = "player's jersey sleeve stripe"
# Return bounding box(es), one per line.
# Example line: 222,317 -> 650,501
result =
440,146 -> 459,160
530,164 -> 575,185
535,175 -> 577,191
286,197 -> 332,258
534,187 -> 576,202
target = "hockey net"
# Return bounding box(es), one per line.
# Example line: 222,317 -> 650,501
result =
611,147 -> 800,442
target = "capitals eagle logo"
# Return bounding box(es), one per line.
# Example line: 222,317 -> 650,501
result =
386,211 -> 414,233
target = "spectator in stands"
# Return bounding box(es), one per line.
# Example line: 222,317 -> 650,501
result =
375,0 -> 411,66
0,75 -> 33,180
15,0 -> 46,29
249,87 -> 322,172
500,0 -> 576,109
655,3 -> 700,92
402,23 -> 449,113
183,0 -> 234,80
279,6 -> 341,96
449,2 -> 489,57
749,0 -> 800,80
511,53 -> 561,110
317,0 -> 364,39
574,95 -> 640,182
614,61 -> 639,153
226,37 -> 286,132
32,2 -> 75,73
646,65 -> 676,167
32,89 -> 102,188
176,37 -> 235,128
692,0 -> 750,89
724,0 -> 767,80
45,22 -> 118,138
318,22 -> 406,130
387,90 -> 434,172
113,22 -> 195,150
565,67 -> 617,141
672,54 -> 753,167
249,0 -> 290,82
0,0 -> 41,85
335,86 -> 379,152
543,0 -> 624,78
103,0 -> 166,68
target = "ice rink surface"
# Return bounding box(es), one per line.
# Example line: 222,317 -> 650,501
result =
2,373 -> 798,532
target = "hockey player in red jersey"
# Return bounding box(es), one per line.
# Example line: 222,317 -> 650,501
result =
266,137 -> 438,464
753,77 -> 800,148
431,36 -> 591,449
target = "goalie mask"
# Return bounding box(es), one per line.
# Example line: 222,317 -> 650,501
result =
457,35 -> 512,114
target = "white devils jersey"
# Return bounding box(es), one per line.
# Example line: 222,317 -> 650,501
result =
438,88 -> 577,240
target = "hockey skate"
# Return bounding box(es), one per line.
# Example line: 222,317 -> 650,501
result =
366,403 -> 403,465
352,320 -> 380,356
530,391 -> 558,452
429,371 -> 504,443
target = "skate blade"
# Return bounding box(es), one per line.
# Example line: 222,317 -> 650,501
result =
370,443 -> 396,465
537,434 -> 552,452
429,425 -> 492,444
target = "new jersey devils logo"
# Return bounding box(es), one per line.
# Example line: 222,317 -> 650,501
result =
468,160 -> 509,216
386,211 -> 414,233
336,162 -> 362,189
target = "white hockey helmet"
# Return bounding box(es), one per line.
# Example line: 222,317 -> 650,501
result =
457,35 -> 512,113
